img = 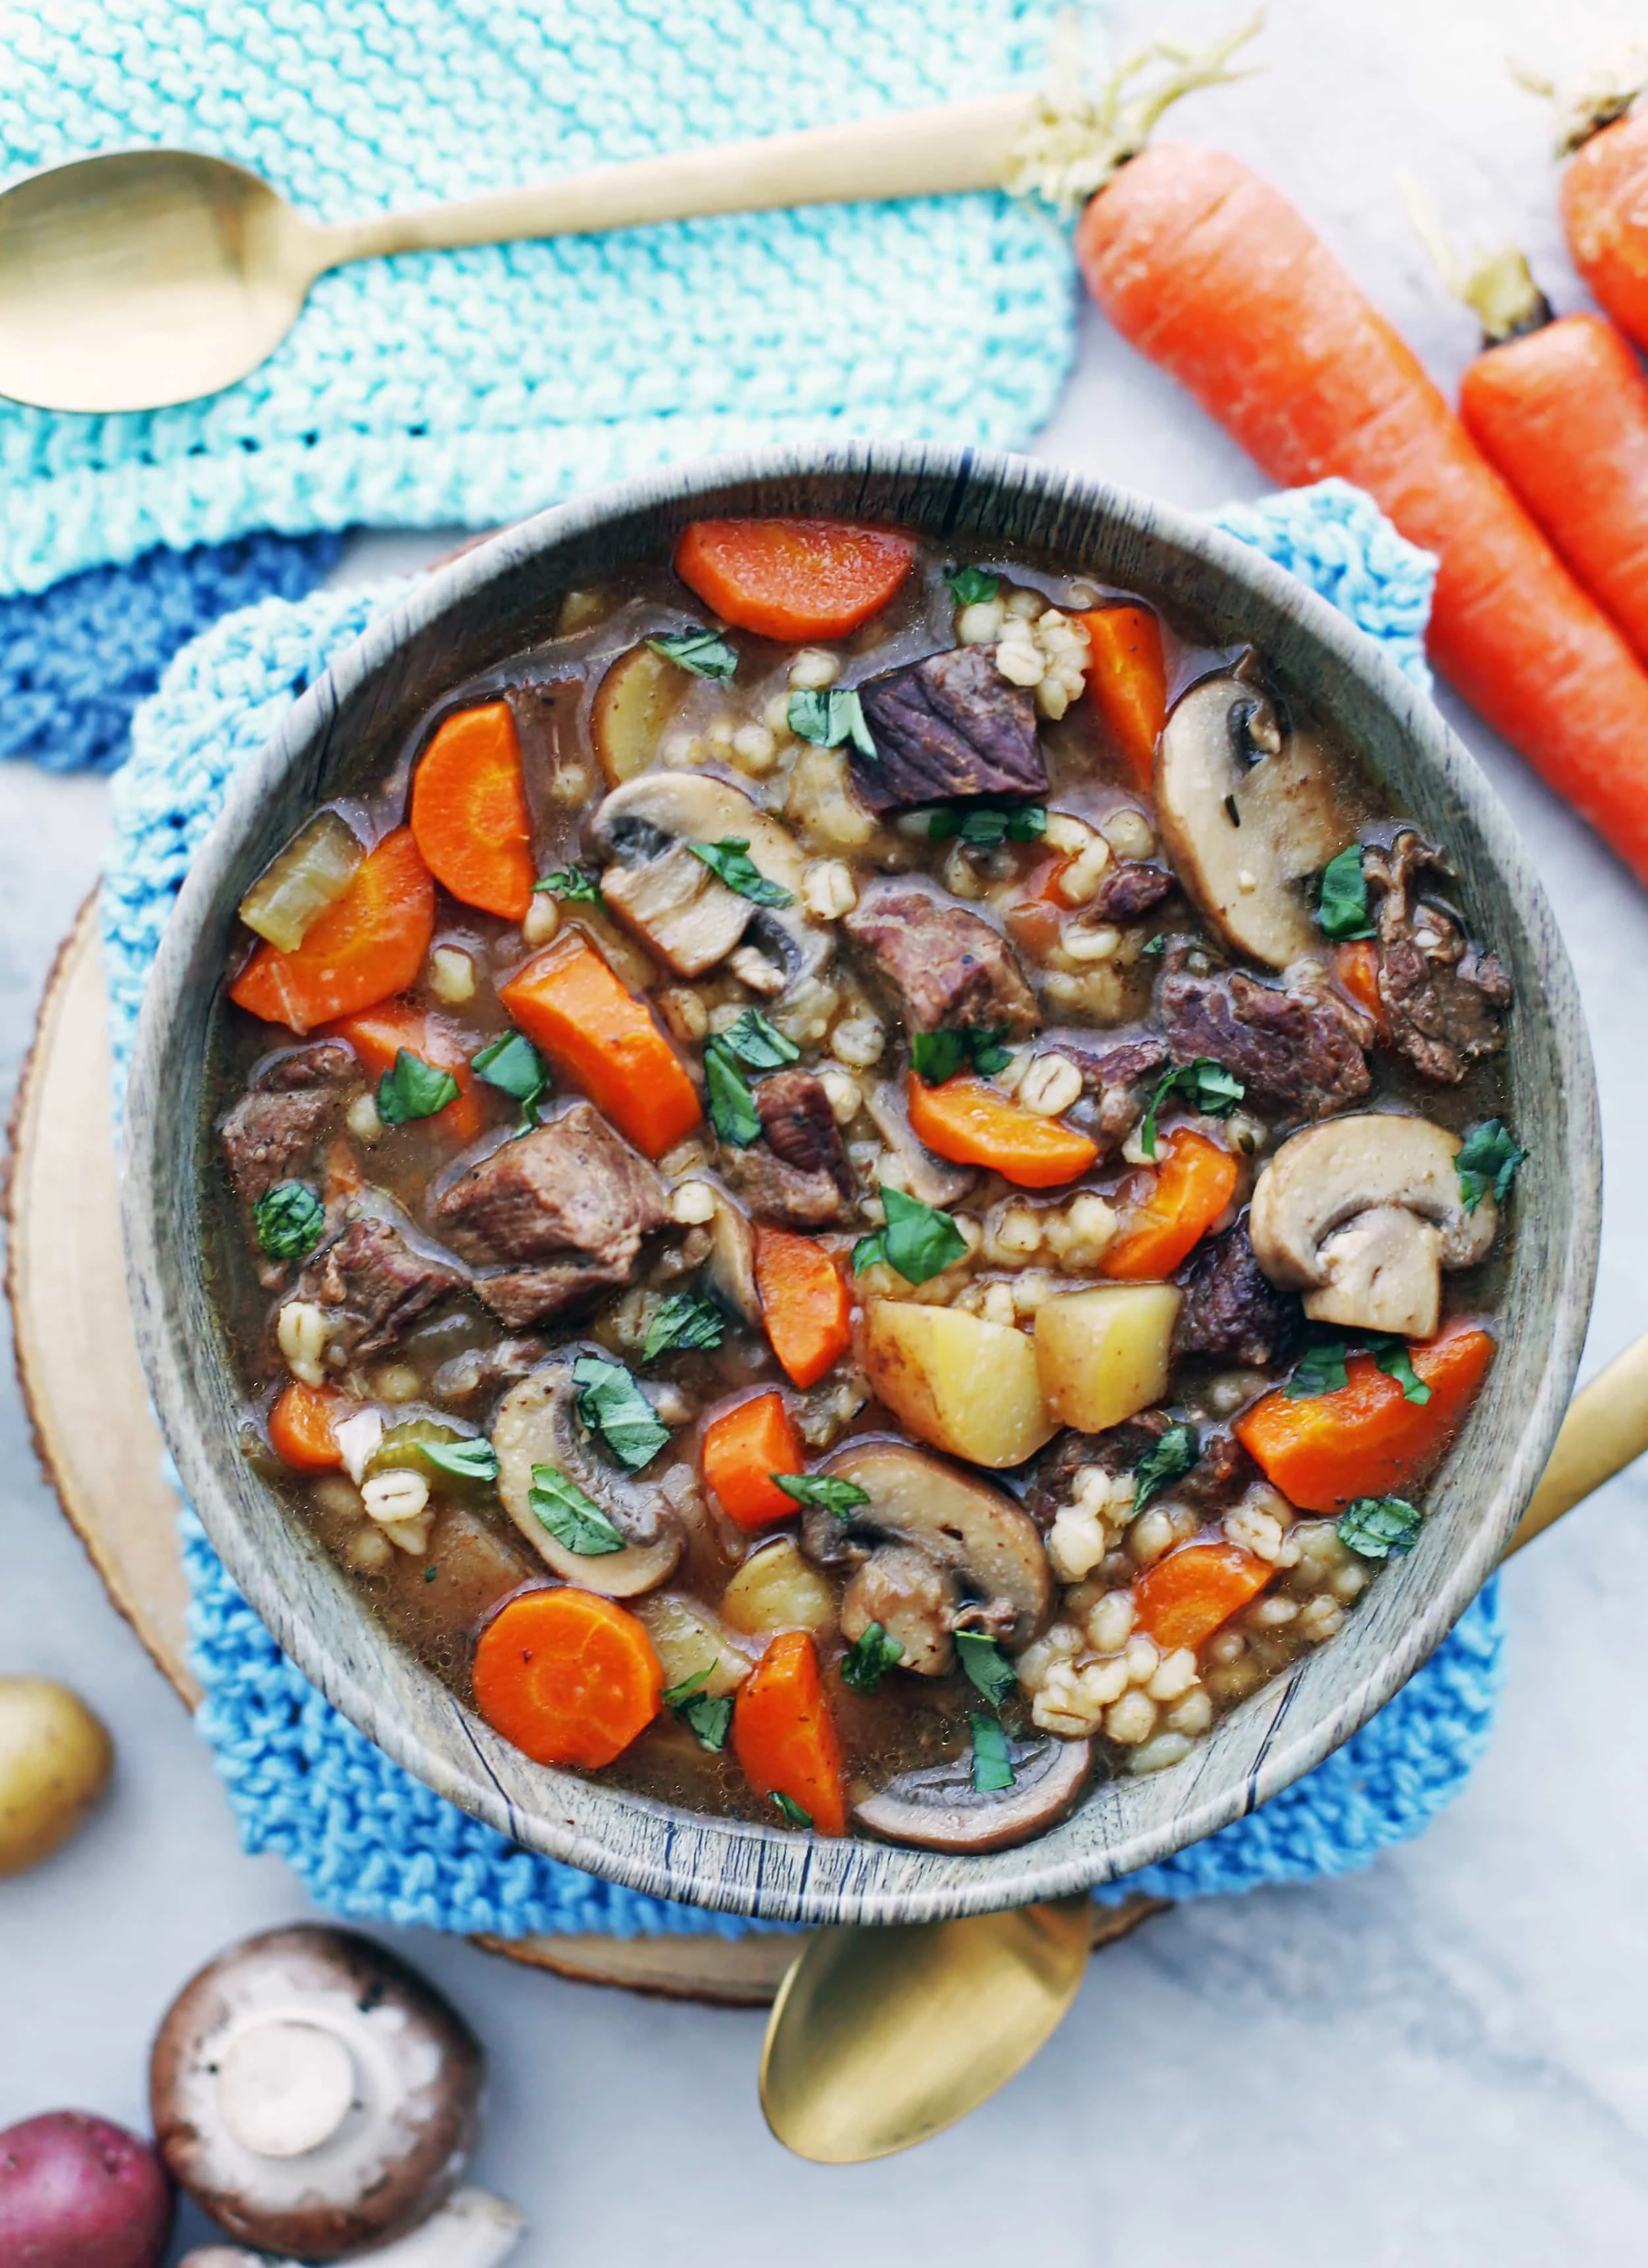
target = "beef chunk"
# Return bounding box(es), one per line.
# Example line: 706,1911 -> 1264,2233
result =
725,1071 -> 855,1229
1063,1034 -> 1171,1154
1177,1428 -> 1259,1514
1024,1416 -> 1171,1530
1088,860 -> 1175,922
1175,1222 -> 1301,1367
293,1216 -> 463,1361
432,1102 -> 668,1327
1158,953 -> 1372,1121
852,645 -> 1047,814
219,1042 -> 355,1204
844,883 -> 1039,1036
1366,831 -> 1512,1083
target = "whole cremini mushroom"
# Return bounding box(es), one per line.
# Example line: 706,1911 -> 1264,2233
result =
150,1926 -> 484,2263
0,2110 -> 173,2268
0,1675 -> 113,1876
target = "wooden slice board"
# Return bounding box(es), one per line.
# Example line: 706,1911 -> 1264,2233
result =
5,897 -> 1162,2004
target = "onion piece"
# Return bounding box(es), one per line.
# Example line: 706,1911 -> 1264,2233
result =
239,809 -> 364,952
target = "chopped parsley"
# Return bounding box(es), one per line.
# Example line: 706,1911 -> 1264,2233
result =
1133,1422 -> 1200,1511
377,1047 -> 460,1125
1456,1119 -> 1525,1213
910,1025 -> 1013,1085
661,1667 -> 734,1750
787,686 -> 877,759
840,1621 -> 904,1692
1286,1332 -> 1431,1406
773,1474 -> 871,1519
717,1008 -> 799,1070
690,836 -> 795,907
572,1355 -> 670,1470
771,1791 -> 814,1830
647,627 -> 739,682
945,564 -> 1002,607
1337,1495 -> 1424,1560
1139,1057 -> 1245,1159
970,1712 -> 1016,1795
852,1185 -> 969,1285
534,865 -> 604,908
471,1030 -> 548,1129
1314,843 -> 1375,940
927,801 -> 1047,852
1140,933 -> 1168,957
703,1036 -> 761,1147
527,1464 -> 626,1556
253,1179 -> 325,1261
419,1437 -> 500,1484
643,1293 -> 726,1362
956,1630 -> 1016,1709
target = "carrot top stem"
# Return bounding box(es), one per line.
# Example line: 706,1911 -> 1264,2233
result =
1514,48 -> 1648,154
1399,177 -> 1551,345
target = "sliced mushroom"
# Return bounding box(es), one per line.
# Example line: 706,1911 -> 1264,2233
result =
855,1734 -> 1092,1852
863,1081 -> 977,1209
808,1440 -> 1054,1675
492,1347 -> 683,1596
1154,675 -> 1359,969
703,1189 -> 761,1329
1248,1113 -> 1496,1339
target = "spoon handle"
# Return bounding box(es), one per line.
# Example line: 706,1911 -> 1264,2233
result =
311,94 -> 1034,271
1502,1328 -> 1648,1556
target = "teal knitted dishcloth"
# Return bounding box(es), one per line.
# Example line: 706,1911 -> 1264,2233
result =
100,475 -> 1504,1938
0,0 -> 1076,598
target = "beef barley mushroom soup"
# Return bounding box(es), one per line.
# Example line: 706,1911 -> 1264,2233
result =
205,516 -> 1523,1851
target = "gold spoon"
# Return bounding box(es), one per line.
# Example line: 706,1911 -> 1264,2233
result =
760,1330 -> 1648,2163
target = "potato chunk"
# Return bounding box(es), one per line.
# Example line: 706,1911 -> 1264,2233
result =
721,1539 -> 839,1638
635,1594 -> 754,1697
863,1301 -> 1055,1468
1035,1284 -> 1183,1432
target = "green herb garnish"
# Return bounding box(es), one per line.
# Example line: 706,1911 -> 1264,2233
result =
927,802 -> 1047,851
690,837 -> 794,907
377,1047 -> 461,1125
535,865 -> 605,908
774,1473 -> 871,1519
253,1179 -> 325,1261
1140,933 -> 1168,957
419,1437 -> 500,1484
1336,1495 -> 1423,1560
572,1356 -> 670,1470
1314,843 -> 1375,940
1286,1340 -> 1351,1399
1456,1119 -> 1525,1213
471,1030 -> 548,1129
643,1293 -> 726,1362
527,1464 -> 626,1555
423,1563 -> 438,1582
1133,1422 -> 1200,1511
788,686 -> 877,759
910,1026 -> 1013,1085
661,1667 -> 733,1750
718,1008 -> 800,1070
703,1037 -> 761,1147
771,1792 -> 814,1830
647,627 -> 739,682
945,564 -> 1002,607
970,1712 -> 1016,1795
1285,1333 -> 1430,1406
956,1630 -> 1016,1709
852,1185 -> 969,1285
1139,1057 -> 1245,1160
840,1621 -> 904,1692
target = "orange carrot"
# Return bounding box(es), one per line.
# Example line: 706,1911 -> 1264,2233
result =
1235,1321 -> 1494,1514
325,1000 -> 484,1143
1334,940 -> 1390,1044
754,1228 -> 852,1390
1076,145 -> 1648,886
732,1629 -> 848,1835
1133,1541 -> 1273,1652
230,828 -> 436,1035
498,931 -> 701,1158
267,1381 -> 348,1472
702,1391 -> 806,1532
1102,1129 -> 1237,1280
673,518 -> 916,642
471,1588 -> 663,1769
409,701 -> 535,922
1077,605 -> 1167,791
1560,102 -> 1648,355
1006,853 -> 1074,960
905,1070 -> 1098,1190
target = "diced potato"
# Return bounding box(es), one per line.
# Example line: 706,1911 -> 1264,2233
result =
720,1539 -> 838,1639
237,808 -> 363,952
862,1301 -> 1055,1469
591,643 -> 686,785
635,1594 -> 754,1697
1034,1284 -> 1183,1432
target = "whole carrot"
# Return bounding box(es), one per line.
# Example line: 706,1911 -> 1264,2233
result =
1527,57 -> 1648,353
1075,143 -> 1648,886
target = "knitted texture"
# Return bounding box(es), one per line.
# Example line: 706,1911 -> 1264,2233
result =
0,0 -> 1077,599
105,479 -> 1495,1938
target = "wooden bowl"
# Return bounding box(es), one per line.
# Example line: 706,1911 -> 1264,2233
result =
122,444 -> 1599,1926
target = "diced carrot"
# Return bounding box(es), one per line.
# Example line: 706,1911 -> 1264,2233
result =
1235,1321 -> 1495,1514
229,828 -> 436,1036
701,1391 -> 806,1532
324,999 -> 484,1143
1077,606 -> 1168,791
673,518 -> 917,642
1102,1129 -> 1239,1279
905,1071 -> 1098,1191
1334,939 -> 1390,1044
268,1381 -> 347,1472
732,1629 -> 848,1835
471,1588 -> 663,1769
754,1228 -> 852,1390
1133,1542 -> 1273,1652
409,701 -> 535,922
497,931 -> 701,1158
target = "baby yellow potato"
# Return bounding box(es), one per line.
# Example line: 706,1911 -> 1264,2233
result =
863,1301 -> 1056,1468
1035,1284 -> 1184,1432
635,1594 -> 754,1698
721,1539 -> 839,1639
0,1677 -> 113,1876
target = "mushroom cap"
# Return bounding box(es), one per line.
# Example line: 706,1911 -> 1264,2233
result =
855,1734 -> 1092,1851
149,1926 -> 483,2263
1154,676 -> 1359,969
703,1189 -> 761,1330
492,1347 -> 684,1596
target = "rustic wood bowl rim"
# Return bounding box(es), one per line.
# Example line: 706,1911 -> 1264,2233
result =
121,442 -> 1599,1926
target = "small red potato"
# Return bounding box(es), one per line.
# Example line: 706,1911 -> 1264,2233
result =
0,2110 -> 173,2268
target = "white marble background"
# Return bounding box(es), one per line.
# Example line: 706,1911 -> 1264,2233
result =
3,1 -> 1647,2259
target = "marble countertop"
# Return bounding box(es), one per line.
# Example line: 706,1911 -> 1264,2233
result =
3,1 -> 1646,2258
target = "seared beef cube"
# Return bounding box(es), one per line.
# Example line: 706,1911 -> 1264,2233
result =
1175,1222 -> 1301,1368
1086,861 -> 1175,922
844,883 -> 1039,1036
220,1042 -> 355,1203
853,645 -> 1047,814
726,1070 -> 855,1229
1024,1416 -> 1171,1530
1365,831 -> 1512,1083
1158,955 -> 1371,1121
1063,1034 -> 1171,1154
433,1102 -> 668,1327
293,1216 -> 463,1361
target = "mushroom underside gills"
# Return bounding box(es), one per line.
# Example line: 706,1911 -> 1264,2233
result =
492,1350 -> 682,1596
704,1190 -> 761,1328
178,2188 -> 525,2268
854,1736 -> 1094,1852
864,1081 -> 977,1208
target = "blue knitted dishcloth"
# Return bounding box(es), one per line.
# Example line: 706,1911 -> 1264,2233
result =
103,478 -> 1502,1937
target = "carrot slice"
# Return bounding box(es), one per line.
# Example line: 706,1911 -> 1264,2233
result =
1333,939 -> 1390,1044
906,1071 -> 1098,1191
1078,606 -> 1167,791
409,701 -> 535,922
702,1391 -> 806,1532
1102,1129 -> 1238,1279
472,1588 -> 663,1769
1133,1542 -> 1273,1652
1235,1321 -> 1495,1514
229,828 -> 436,1036
324,999 -> 484,1143
673,518 -> 917,641
754,1228 -> 852,1390
268,1381 -> 347,1472
498,931 -> 701,1158
732,1629 -> 848,1835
